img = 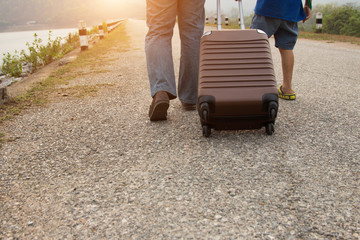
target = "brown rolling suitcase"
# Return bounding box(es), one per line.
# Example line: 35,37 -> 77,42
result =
197,0 -> 278,137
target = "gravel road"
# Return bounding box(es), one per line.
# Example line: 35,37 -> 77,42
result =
1,19 -> 359,239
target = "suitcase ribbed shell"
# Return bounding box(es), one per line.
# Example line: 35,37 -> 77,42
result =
198,29 -> 277,117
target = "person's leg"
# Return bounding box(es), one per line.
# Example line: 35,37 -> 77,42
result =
145,0 -> 177,99
177,0 -> 205,106
279,48 -> 295,94
274,20 -> 299,98
252,14 -> 298,99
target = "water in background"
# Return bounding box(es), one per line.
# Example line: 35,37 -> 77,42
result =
0,28 -> 77,64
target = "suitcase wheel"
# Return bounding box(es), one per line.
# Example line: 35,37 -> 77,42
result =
201,106 -> 211,137
265,123 -> 275,135
200,103 -> 210,121
202,109 -> 209,121
268,101 -> 278,122
202,125 -> 211,137
270,108 -> 277,122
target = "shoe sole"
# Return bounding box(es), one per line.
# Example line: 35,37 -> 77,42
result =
278,94 -> 296,100
149,101 -> 169,121
181,102 -> 196,111
182,105 -> 196,111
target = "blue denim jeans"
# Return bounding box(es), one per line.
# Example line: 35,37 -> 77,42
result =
145,0 -> 205,104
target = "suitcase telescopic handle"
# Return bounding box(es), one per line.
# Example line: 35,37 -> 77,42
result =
216,0 -> 245,30
216,0 -> 222,30
236,0 -> 246,30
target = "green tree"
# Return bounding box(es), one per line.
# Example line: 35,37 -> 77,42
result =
323,5 -> 360,37
299,3 -> 339,32
340,10 -> 360,37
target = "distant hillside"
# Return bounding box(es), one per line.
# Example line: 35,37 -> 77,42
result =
0,0 -> 145,29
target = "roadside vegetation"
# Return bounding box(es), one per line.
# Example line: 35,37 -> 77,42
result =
298,3 -> 360,45
1,25 -> 102,78
0,23 -> 129,129
1,31 -> 79,77
299,3 -> 360,37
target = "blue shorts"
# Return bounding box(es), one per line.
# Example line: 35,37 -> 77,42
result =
250,13 -> 299,50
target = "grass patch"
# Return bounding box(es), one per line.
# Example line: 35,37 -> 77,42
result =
57,84 -> 114,99
0,23 -> 130,126
298,31 -> 360,45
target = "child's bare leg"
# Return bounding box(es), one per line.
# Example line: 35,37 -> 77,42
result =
279,48 -> 295,94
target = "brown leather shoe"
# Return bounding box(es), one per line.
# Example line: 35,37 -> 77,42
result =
149,91 -> 169,121
181,101 -> 196,111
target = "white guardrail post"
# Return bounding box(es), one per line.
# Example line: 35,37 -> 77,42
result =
78,20 -> 88,51
316,12 -> 323,32
98,23 -> 104,39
